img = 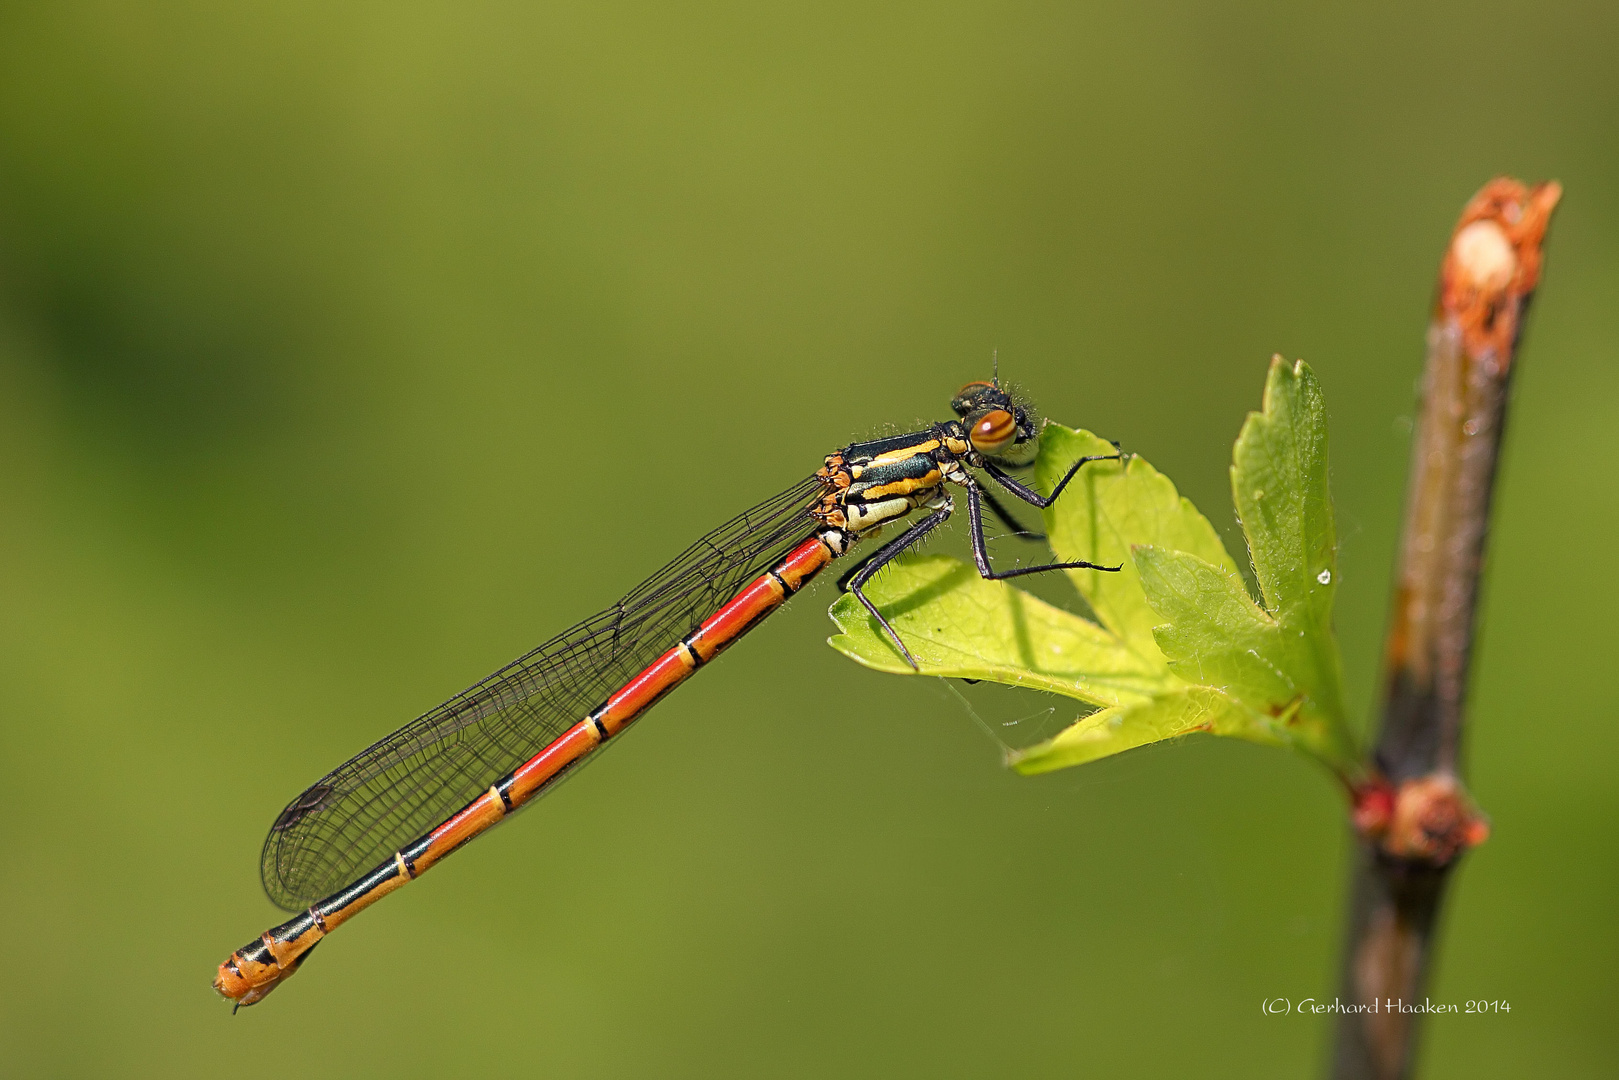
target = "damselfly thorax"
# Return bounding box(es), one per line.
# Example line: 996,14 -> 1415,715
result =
215,377 -> 1121,1009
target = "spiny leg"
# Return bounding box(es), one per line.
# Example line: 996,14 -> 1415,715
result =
964,478 -> 1121,580
983,445 -> 1124,510
843,507 -> 954,670
978,484 -> 1045,540
836,544 -> 889,592
838,487 -> 1043,590
841,485 -> 1042,592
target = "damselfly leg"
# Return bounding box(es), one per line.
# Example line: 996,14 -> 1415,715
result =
841,503 -> 955,669
839,447 -> 1126,669
981,447 -> 1125,509
978,484 -> 1046,540
962,477 -> 1120,581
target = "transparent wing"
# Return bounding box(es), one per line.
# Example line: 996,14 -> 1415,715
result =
260,475 -> 829,910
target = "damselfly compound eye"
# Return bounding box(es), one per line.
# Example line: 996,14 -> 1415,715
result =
970,409 -> 1017,455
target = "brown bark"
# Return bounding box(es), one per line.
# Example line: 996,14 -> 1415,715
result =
1330,179 -> 1560,1080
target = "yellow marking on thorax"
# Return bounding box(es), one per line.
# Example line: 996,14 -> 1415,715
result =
395,852 -> 412,880
867,439 -> 939,466
861,471 -> 943,500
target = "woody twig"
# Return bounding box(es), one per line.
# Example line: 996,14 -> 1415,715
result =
1331,178 -> 1561,1079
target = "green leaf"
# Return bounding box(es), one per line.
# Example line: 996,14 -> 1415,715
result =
1033,426 -> 1238,661
1133,545 -> 1299,711
1010,686 -> 1285,775
1222,357 -> 1353,768
1232,356 -> 1338,634
823,358 -> 1357,779
826,424 -> 1234,762
827,554 -> 1163,708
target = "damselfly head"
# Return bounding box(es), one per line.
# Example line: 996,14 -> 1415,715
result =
951,380 -> 1040,466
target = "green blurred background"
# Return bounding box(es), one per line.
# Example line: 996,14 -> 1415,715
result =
0,3 -> 1613,1076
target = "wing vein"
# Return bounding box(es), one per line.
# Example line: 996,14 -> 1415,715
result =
259,474 -> 829,910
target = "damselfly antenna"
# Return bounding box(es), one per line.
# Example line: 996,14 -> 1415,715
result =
992,348 -> 1000,388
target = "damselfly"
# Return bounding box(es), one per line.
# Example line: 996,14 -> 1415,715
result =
215,378 -> 1121,1008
